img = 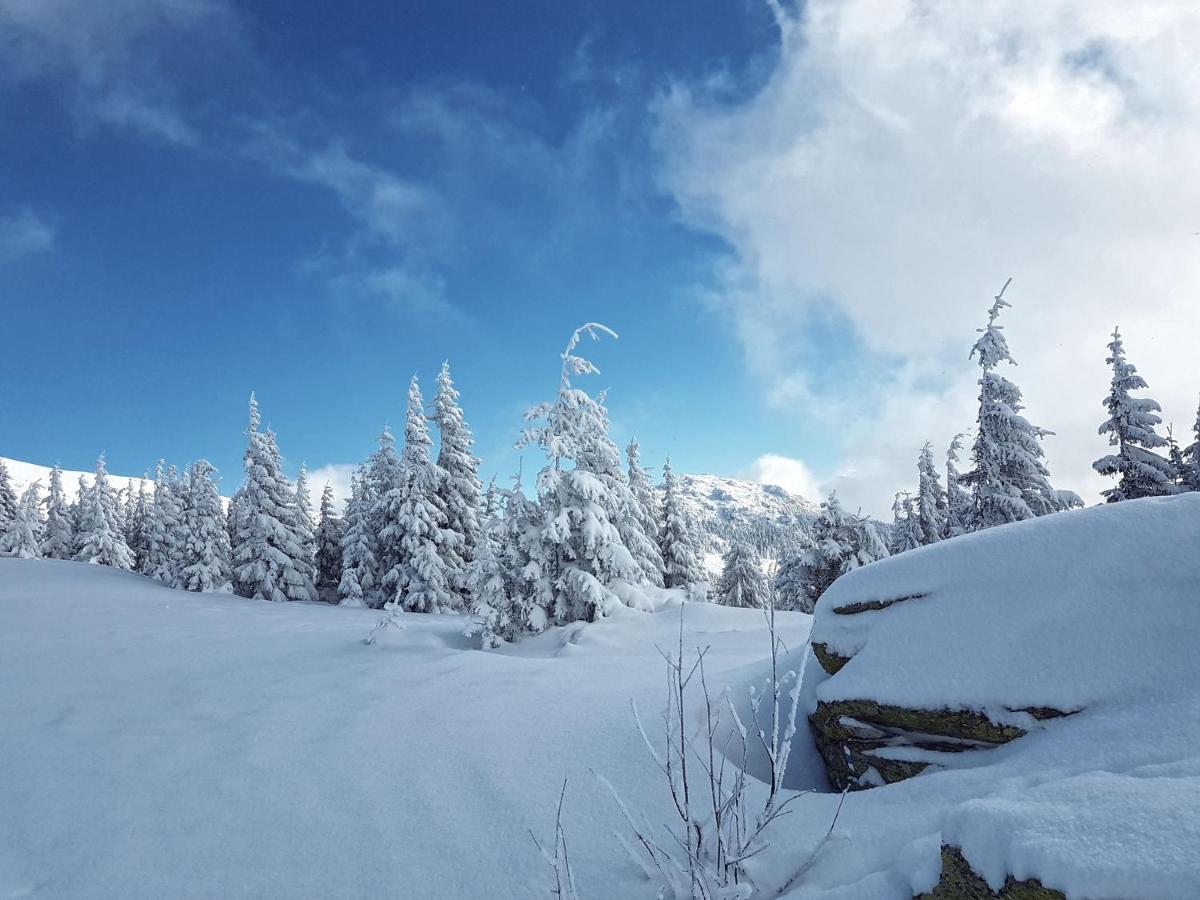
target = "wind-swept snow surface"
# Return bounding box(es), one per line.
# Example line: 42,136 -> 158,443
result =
0,559 -> 811,899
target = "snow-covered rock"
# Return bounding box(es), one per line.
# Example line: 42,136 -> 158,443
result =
801,493 -> 1200,897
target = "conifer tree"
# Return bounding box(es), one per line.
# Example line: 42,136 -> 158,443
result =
74,457 -> 134,569
963,279 -> 1058,526
517,324 -> 642,625
433,360 -> 482,592
915,442 -> 947,544
795,492 -> 888,608
1093,328 -> 1176,502
466,511 -> 514,649
1,482 -> 43,559
380,376 -> 455,614
314,483 -> 343,602
1182,396 -> 1200,492
292,464 -> 317,590
364,427 -> 402,593
714,540 -> 766,608
338,471 -> 378,608
625,439 -> 666,586
889,493 -> 922,555
0,459 -> 17,528
41,464 -> 75,560
179,459 -> 232,592
123,479 -> 151,571
70,475 -> 88,535
231,394 -> 318,602
773,554 -> 812,613
146,462 -> 185,585
659,457 -> 706,593
944,434 -> 973,537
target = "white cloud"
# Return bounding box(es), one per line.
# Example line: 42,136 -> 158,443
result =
658,0 -> 1200,515
306,463 -> 355,513
0,207 -> 53,262
741,453 -> 821,501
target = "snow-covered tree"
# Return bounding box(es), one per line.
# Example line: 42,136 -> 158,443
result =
179,459 -> 232,592
466,507 -> 515,649
41,464 -> 75,560
794,492 -> 888,608
1093,327 -> 1176,502
1182,396 -> 1200,492
123,478 -> 151,571
338,471 -> 378,608
659,457 -> 706,593
517,324 -> 642,625
433,360 -> 482,593
496,468 -> 553,635
714,540 -> 766,608
231,394 -> 317,603
74,457 -> 134,569
145,462 -> 185,585
944,434 -> 973,537
889,493 -> 922,555
380,376 -> 455,614
963,279 -> 1059,526
314,483 -> 343,603
915,442 -> 947,544
293,465 -> 316,572
773,554 -> 812,613
70,475 -> 88,535
0,459 -> 17,528
625,438 -> 665,587
1,482 -> 43,559
364,427 -> 402,593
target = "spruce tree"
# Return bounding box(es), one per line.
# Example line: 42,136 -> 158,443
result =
381,376 -> 455,614
517,324 -> 642,625
1,482 -> 43,559
433,360 -> 482,593
773,554 -> 811,613
146,462 -> 185,586
74,457 -> 134,569
1093,327 -> 1176,502
963,279 -> 1058,526
292,464 -> 317,586
944,434 -> 973,537
231,394 -> 317,602
466,512 -> 514,649
659,456 -> 706,592
70,475 -> 88,536
625,439 -> 666,587
795,492 -> 888,608
364,427 -> 402,597
179,459 -> 232,592
338,471 -> 378,608
0,459 -> 17,528
714,540 -> 766,608
41,464 -> 75,560
915,442 -> 947,544
1182,396 -> 1200,492
123,478 -> 151,571
889,493 -> 922,555
313,483 -> 343,602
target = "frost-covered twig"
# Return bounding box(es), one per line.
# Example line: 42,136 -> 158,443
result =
530,779 -> 581,900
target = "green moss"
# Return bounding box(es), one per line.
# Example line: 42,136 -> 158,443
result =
831,592 -> 929,615
916,846 -> 1066,899
811,699 -> 1028,745
812,641 -> 853,676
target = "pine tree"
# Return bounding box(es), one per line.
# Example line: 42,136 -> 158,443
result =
179,459 -> 232,592
364,427 -> 402,600
0,459 -> 17,528
517,324 -> 642,625
292,464 -> 317,586
433,360 -> 482,593
74,457 -> 135,569
714,540 -> 766,608
123,478 -> 151,571
338,471 -> 378,608
41,464 -> 75,560
625,439 -> 666,587
889,493 -> 922,555
1,482 -> 43,559
466,511 -> 514,649
944,434 -> 973,537
314,483 -> 343,602
70,475 -> 88,536
1093,327 -> 1176,502
1182,396 -> 1200,492
145,462 -> 185,585
963,279 -> 1058,526
915,443 -> 947,544
496,468 -> 552,634
659,457 -> 706,593
231,394 -> 318,603
773,554 -> 811,613
795,492 -> 888,608
381,376 -> 455,614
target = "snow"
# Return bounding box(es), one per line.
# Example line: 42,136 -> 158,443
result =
0,558 -> 810,898
2,456 -> 155,503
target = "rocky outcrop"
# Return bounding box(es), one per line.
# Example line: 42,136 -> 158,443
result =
916,846 -> 1065,899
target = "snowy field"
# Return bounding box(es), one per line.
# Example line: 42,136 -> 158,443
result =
0,559 -> 819,899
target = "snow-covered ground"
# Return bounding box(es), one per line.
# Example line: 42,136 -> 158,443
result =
2,457 -> 155,503
0,559 -> 815,899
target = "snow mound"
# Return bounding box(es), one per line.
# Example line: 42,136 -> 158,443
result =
796,494 -> 1200,898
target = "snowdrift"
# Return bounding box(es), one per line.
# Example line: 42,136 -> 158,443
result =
798,494 -> 1200,898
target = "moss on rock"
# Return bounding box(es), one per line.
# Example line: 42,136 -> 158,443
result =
916,846 -> 1066,899
812,641 -> 853,676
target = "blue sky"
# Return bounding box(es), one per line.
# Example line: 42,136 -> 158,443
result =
0,0 -> 835,499
4,1 -> 1198,514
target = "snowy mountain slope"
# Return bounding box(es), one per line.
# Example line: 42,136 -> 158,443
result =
656,472 -> 817,566
0,559 -> 813,899
2,456 -> 156,502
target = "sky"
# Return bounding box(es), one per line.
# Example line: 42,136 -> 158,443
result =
2,0 -> 1199,516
